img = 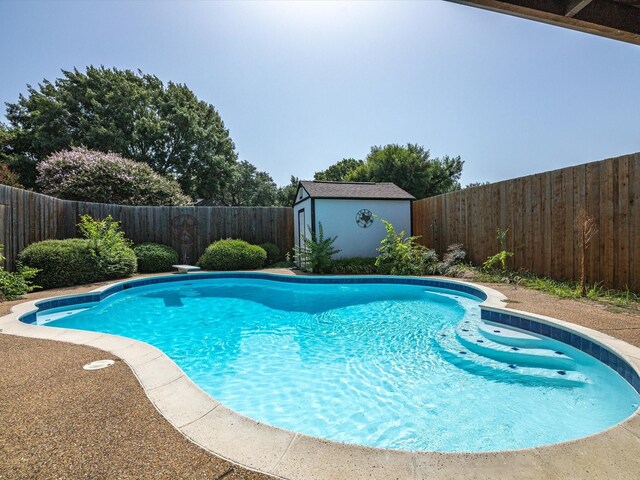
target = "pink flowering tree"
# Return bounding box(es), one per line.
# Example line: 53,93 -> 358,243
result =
37,147 -> 191,205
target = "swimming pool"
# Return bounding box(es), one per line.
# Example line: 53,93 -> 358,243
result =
22,274 -> 640,452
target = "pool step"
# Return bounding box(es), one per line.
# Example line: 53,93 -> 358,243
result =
476,322 -> 550,348
36,304 -> 99,324
456,324 -> 575,370
436,327 -> 589,388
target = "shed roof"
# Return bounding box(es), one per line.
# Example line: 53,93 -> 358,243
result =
299,181 -> 415,200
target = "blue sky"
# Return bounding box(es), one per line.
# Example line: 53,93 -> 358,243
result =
1,0 -> 639,187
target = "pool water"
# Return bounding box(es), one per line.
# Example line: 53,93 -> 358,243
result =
42,278 -> 639,452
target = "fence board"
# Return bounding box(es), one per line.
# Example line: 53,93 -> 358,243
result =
601,159 -> 615,287
413,153 -> 640,292
562,168 -> 574,281
616,156 -> 629,289
550,169 -> 563,279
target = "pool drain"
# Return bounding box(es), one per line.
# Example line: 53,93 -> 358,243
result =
83,359 -> 115,371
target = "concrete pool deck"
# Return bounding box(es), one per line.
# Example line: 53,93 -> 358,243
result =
1,270 -> 640,479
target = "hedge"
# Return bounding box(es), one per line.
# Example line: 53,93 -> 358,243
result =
18,238 -> 136,289
197,239 -> 266,271
259,242 -> 281,266
134,243 -> 178,273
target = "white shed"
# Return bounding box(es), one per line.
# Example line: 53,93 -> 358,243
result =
293,181 -> 415,259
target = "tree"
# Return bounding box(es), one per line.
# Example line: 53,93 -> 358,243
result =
0,163 -> 23,188
0,125 -> 26,188
37,147 -> 191,205
314,158 -> 363,181
346,144 -> 463,199
275,176 -> 300,206
4,66 -> 237,199
465,181 -> 490,189
220,160 -> 279,206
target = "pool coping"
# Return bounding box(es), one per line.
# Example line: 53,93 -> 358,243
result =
1,272 -> 639,480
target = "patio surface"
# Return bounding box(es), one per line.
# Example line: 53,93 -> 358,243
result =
1,271 -> 640,479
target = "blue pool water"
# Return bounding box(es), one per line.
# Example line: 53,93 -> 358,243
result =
40,277 -> 639,452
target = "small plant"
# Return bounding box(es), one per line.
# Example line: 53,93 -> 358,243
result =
134,243 -> 178,273
78,214 -> 137,279
442,264 -> 477,279
375,217 -> 438,276
417,248 -> 441,275
268,251 -> 296,269
375,218 -> 416,275
0,244 -> 39,301
259,242 -> 282,266
295,223 -> 340,274
437,243 -> 467,276
483,228 -> 513,271
576,208 -> 598,297
198,239 -> 267,270
483,250 -> 514,271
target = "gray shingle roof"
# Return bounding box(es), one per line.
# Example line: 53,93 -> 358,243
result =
299,181 -> 415,200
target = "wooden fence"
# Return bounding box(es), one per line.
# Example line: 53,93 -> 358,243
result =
0,185 -> 294,271
413,152 -> 640,292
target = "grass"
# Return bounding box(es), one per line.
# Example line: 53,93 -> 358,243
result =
476,269 -> 640,308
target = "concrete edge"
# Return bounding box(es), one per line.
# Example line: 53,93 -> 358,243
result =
1,273 -> 639,480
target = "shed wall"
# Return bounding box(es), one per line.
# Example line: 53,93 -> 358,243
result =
314,199 -> 411,258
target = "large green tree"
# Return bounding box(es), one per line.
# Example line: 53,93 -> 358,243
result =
4,66 -> 237,199
221,160 -> 279,206
0,125 -> 28,188
317,143 -> 463,199
275,175 -> 300,206
314,158 -> 363,181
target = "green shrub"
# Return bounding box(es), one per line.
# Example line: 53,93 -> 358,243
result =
18,239 -> 99,289
375,218 -> 438,276
18,215 -> 136,289
416,248 -> 440,275
441,264 -> 477,279
437,243 -> 467,276
483,250 -> 514,271
78,215 -> 137,279
327,258 -> 377,275
134,243 -> 178,273
198,239 -> 267,270
482,228 -> 513,272
259,242 -> 281,266
0,244 -> 39,301
294,223 -> 340,274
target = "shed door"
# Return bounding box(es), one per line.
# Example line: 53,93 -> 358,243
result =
297,208 -> 306,253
